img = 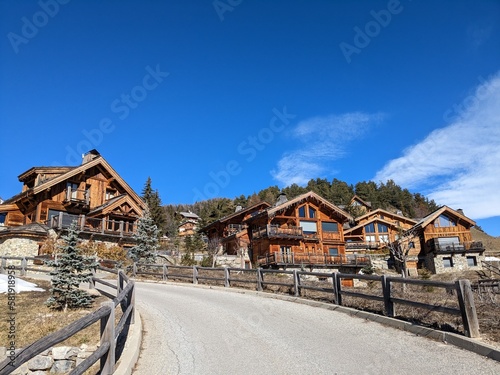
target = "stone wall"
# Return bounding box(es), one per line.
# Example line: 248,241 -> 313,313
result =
0,344 -> 97,375
0,237 -> 41,258
433,252 -> 484,274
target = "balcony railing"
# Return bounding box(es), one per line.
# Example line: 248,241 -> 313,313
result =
49,212 -> 137,237
225,224 -> 245,236
252,225 -> 303,239
257,251 -> 369,267
346,241 -> 381,250
430,239 -> 485,253
64,187 -> 90,206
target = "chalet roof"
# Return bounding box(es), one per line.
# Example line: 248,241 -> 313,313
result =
354,208 -> 417,224
249,191 -> 352,222
177,211 -> 201,220
200,201 -> 271,232
350,195 -> 371,208
3,154 -> 146,210
411,206 -> 476,231
17,166 -> 75,183
0,222 -> 51,238
87,194 -> 142,217
344,217 -> 399,234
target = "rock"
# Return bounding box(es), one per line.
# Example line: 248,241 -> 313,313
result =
50,360 -> 75,374
28,355 -> 53,370
11,363 -> 29,375
51,346 -> 78,360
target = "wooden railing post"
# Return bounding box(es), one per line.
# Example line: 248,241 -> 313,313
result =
257,268 -> 263,291
133,263 -> 137,277
101,218 -> 105,234
382,275 -> 394,317
89,269 -> 96,289
162,264 -> 167,281
193,266 -> 198,285
333,272 -> 341,305
100,301 -> 116,375
129,280 -> 135,325
293,269 -> 300,297
456,279 -> 480,338
21,257 -> 27,276
224,267 -> 230,288
58,212 -> 63,229
119,221 -> 124,237
117,272 -> 123,294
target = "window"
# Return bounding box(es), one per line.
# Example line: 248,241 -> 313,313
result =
435,214 -> 457,227
321,222 -> 338,232
443,257 -> 453,268
106,189 -> 116,200
436,237 -> 461,250
0,213 -> 6,226
379,234 -> 389,243
67,182 -> 78,199
364,223 -> 375,233
329,248 -> 338,255
377,223 -> 389,233
366,235 -> 376,242
308,207 -> 316,218
300,221 -> 317,234
467,256 -> 477,267
298,206 -> 306,218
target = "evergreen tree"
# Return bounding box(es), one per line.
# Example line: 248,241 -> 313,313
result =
129,210 -> 159,263
141,177 -> 166,235
46,221 -> 97,312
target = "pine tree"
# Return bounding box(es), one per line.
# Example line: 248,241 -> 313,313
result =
141,177 -> 166,235
46,221 -> 97,312
129,210 -> 159,263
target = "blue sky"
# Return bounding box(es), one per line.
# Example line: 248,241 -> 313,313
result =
1,0 -> 499,235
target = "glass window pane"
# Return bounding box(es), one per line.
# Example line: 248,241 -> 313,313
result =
377,223 -> 388,233
298,206 -> 306,218
322,222 -> 338,232
300,221 -> 317,233
309,207 -> 316,218
365,223 -> 375,233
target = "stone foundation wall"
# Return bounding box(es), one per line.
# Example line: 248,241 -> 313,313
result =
0,238 -> 40,258
0,344 -> 97,375
433,252 -> 484,274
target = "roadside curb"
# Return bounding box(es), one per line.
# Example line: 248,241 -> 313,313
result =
113,310 -> 143,375
135,279 -> 500,363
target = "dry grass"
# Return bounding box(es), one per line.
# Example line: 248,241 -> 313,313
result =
0,278 -> 108,349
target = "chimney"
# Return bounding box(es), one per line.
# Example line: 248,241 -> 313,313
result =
456,208 -> 464,216
82,149 -> 100,164
275,192 -> 288,206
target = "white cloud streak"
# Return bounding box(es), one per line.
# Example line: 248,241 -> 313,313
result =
375,72 -> 500,219
272,112 -> 384,186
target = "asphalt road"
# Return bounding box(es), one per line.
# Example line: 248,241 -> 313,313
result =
132,282 -> 500,375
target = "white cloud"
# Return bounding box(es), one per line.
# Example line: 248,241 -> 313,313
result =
271,112 -> 384,186
375,72 -> 500,219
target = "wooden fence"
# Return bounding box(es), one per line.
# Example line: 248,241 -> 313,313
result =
0,262 -> 135,375
133,262 -> 480,338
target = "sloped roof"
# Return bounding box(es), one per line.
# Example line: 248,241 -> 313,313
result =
350,195 -> 371,208
411,206 -> 476,230
3,155 -> 145,210
200,201 -> 271,232
178,211 -> 201,220
88,194 -> 142,217
344,216 -> 399,234
354,208 -> 417,224
0,222 -> 51,238
249,191 -> 352,222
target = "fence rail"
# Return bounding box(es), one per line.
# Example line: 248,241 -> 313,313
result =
132,262 -> 480,338
0,262 -> 135,375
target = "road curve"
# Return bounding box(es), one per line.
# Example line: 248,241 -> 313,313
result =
132,282 -> 500,375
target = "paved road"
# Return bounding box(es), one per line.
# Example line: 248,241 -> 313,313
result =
133,282 -> 500,375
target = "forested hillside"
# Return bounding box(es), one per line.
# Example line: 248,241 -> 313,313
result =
161,178 -> 439,237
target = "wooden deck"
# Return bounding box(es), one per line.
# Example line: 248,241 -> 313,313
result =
49,212 -> 137,237
257,251 -> 370,268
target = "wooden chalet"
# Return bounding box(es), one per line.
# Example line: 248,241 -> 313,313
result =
0,150 -> 145,247
403,206 -> 485,275
175,211 -> 201,237
244,192 -> 369,269
200,202 -> 270,255
347,195 -> 372,215
344,208 -> 417,253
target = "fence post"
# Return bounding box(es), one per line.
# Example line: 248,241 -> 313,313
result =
193,266 -> 198,285
89,269 -> 96,289
224,267 -> 230,288
293,269 -> 300,297
117,272 -> 123,294
100,301 -> 116,375
333,272 -> 342,305
257,268 -> 263,291
21,257 -> 27,276
382,275 -> 394,317
456,279 -> 480,338
163,264 -> 167,281
0,257 -> 5,274
133,263 -> 137,277
129,281 -> 135,325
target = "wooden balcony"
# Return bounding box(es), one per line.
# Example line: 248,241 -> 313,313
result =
49,212 -> 136,237
63,187 -> 90,207
346,241 -> 381,250
257,251 -> 370,267
252,225 -> 303,240
430,239 -> 485,254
